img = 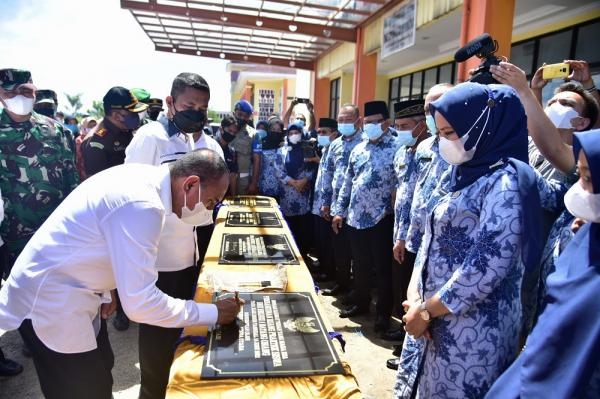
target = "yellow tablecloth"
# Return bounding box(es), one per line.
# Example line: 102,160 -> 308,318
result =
166,198 -> 362,399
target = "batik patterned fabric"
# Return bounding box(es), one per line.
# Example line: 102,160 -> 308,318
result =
0,109 -> 78,276
258,148 -> 281,197
275,145 -> 313,217
395,164 -> 528,398
393,147 -> 417,242
404,136 -> 450,252
332,132 -> 400,229
311,144 -> 330,216
320,132 -> 364,217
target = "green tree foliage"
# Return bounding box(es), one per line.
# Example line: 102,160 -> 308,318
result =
64,93 -> 83,117
87,100 -> 105,120
207,109 -> 221,123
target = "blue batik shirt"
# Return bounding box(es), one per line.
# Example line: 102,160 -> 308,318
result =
258,148 -> 281,197
311,144 -> 331,216
332,131 -> 400,229
321,130 -> 365,218
275,144 -> 313,217
393,146 -> 417,242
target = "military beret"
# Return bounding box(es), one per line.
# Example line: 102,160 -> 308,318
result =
147,98 -> 163,109
234,100 -> 253,114
393,99 -> 425,119
130,88 -> 151,103
0,68 -> 35,91
364,100 -> 389,119
318,117 -> 338,130
35,89 -> 58,105
103,86 -> 148,113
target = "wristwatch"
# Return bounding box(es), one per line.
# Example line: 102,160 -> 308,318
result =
419,301 -> 431,322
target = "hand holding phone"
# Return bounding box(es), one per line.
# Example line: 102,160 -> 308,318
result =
542,63 -> 570,80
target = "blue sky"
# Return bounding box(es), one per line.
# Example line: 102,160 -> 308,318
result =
0,0 -> 232,112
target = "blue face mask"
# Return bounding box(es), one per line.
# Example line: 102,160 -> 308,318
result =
394,129 -> 417,147
317,135 -> 331,147
338,123 -> 356,136
65,123 -> 79,134
364,123 -> 384,141
426,114 -> 437,135
294,119 -> 305,128
256,129 -> 267,140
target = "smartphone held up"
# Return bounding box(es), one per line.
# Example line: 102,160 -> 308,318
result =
542,62 -> 570,80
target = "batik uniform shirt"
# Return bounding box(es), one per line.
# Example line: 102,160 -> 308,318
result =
0,109 -> 78,274
394,162 -> 566,398
392,146 -> 417,242
275,145 -> 313,217
311,144 -> 331,216
332,132 -> 400,229
320,131 -> 364,218
258,148 -> 281,197
404,136 -> 450,253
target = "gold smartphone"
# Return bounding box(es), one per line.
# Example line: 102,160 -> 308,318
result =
542,63 -> 570,80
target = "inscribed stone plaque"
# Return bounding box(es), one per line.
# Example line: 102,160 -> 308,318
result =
225,211 -> 282,227
201,292 -> 344,379
219,233 -> 299,265
227,196 -> 273,207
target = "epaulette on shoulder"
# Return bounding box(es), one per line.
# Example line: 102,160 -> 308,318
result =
95,128 -> 107,137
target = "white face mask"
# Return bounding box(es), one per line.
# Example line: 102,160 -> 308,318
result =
564,182 -> 600,223
180,183 -> 213,226
288,133 -> 302,145
338,123 -> 356,136
425,114 -> 437,135
3,95 -> 35,115
394,129 -> 417,147
544,102 -> 579,129
439,135 -> 475,165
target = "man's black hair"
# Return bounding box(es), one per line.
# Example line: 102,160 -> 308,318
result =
170,72 -> 211,100
556,82 -> 599,130
220,114 -> 237,129
170,148 -> 228,182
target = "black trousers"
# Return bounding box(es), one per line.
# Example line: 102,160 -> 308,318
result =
348,215 -> 394,317
331,220 -> 353,289
196,224 -> 215,266
285,213 -> 312,258
138,264 -> 201,399
392,250 -> 416,317
19,318 -> 114,399
312,214 -> 334,276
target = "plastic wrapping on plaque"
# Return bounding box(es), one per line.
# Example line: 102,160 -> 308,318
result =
201,264 -> 288,293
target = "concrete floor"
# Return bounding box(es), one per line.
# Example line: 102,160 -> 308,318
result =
0,284 -> 402,398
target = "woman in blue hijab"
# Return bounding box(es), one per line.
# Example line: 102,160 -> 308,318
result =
485,129 -> 600,398
394,82 -> 547,398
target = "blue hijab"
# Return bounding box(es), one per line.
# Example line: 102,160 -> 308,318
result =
285,123 -> 304,178
485,129 -> 600,399
430,82 -> 542,271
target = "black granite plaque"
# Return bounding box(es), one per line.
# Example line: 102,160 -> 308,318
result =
201,292 -> 344,379
219,233 -> 299,265
227,196 -> 273,207
225,211 -> 282,227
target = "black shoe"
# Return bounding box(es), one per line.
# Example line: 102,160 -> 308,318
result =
392,344 -> 403,357
386,357 -> 400,371
381,328 -> 406,342
113,311 -> 130,331
339,305 -> 368,318
322,285 -> 348,296
374,315 -> 391,333
0,358 -> 23,377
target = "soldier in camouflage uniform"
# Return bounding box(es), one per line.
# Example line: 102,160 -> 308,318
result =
0,68 -> 78,279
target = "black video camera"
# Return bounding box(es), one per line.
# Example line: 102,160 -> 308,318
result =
454,33 -> 502,84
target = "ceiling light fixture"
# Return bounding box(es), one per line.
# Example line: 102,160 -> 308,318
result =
220,15 -> 228,22
288,24 -> 297,32
172,48 -> 177,53
220,52 -> 225,59
256,20 -> 263,27
289,60 -> 295,67
243,55 -> 249,61
266,58 -> 272,65
323,29 -> 331,38
196,50 -> 201,55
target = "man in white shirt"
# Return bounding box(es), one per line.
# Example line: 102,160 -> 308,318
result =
125,72 -> 222,399
0,149 -> 241,399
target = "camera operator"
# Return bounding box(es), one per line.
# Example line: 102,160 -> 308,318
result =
284,97 -> 317,138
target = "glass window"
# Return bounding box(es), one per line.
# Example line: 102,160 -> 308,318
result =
575,20 -> 600,64
329,78 -> 340,119
423,67 -> 438,94
511,40 -> 535,76
411,71 -> 423,99
391,78 -> 399,100
439,63 -> 454,84
400,76 -> 410,101
538,30 -> 572,65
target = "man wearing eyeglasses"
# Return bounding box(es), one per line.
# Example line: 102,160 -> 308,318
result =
331,100 -> 400,336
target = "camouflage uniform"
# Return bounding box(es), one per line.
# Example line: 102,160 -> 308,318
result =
0,109 -> 78,277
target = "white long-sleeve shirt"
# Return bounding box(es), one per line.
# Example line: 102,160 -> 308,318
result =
0,163 -> 217,353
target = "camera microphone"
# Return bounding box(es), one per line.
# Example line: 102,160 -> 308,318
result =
454,33 -> 494,62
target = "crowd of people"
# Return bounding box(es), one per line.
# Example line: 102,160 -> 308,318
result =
0,57 -> 599,398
